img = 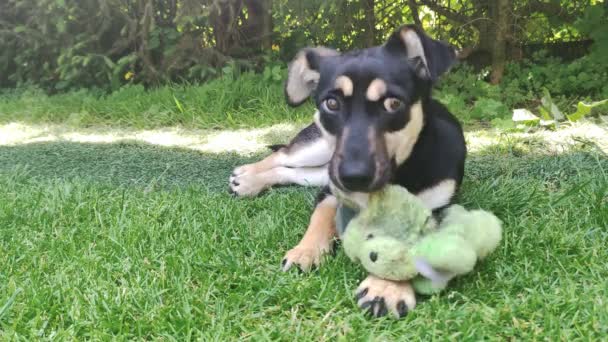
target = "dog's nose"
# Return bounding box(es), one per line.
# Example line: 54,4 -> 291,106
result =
338,161 -> 374,191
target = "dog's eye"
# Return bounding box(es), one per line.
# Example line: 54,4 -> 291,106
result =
322,97 -> 340,113
383,98 -> 403,113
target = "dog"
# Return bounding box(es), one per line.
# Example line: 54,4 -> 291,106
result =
228,25 -> 466,318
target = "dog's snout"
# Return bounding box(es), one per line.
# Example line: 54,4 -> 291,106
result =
338,160 -> 375,191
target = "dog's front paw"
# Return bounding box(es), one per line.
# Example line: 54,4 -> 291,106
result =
229,171 -> 268,197
281,243 -> 331,272
355,275 -> 416,319
230,163 -> 257,180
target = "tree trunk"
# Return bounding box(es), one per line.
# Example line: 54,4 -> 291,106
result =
243,0 -> 273,51
361,0 -> 376,47
211,0 -> 243,55
489,0 -> 511,84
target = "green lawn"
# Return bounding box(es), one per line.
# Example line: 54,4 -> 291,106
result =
1,116 -> 607,339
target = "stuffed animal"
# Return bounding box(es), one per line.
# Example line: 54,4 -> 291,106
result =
340,186 -> 502,295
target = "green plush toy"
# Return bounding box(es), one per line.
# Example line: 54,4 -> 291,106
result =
340,186 -> 502,295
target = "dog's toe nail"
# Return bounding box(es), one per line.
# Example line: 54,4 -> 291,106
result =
360,300 -> 372,310
355,288 -> 368,300
397,300 -> 408,318
375,298 -> 387,317
233,181 -> 240,186
281,259 -> 287,267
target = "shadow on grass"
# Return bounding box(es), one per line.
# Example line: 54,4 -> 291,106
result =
0,140 -> 266,192
1,134 -> 606,200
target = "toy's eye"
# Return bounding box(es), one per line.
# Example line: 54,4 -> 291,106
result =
369,251 -> 378,262
322,97 -> 340,113
383,97 -> 403,113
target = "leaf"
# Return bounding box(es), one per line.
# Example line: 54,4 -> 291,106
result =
470,99 -> 509,120
512,108 -> 539,124
540,89 -> 564,121
173,95 -> 184,113
263,67 -> 271,81
148,36 -> 160,50
566,99 -> 608,122
0,288 -> 22,319
491,117 -> 516,130
537,105 -> 552,121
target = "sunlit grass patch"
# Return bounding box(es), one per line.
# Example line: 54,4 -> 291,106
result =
0,122 -> 302,155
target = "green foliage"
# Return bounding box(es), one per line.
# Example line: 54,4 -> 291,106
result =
1,0 -> 602,92
575,3 -> 608,65
470,98 -> 510,120
435,53 -> 608,126
567,99 -> 608,121
0,71 -> 313,129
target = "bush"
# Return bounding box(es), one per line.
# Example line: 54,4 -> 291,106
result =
435,53 -> 608,124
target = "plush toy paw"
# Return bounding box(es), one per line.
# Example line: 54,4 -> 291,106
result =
355,275 -> 416,319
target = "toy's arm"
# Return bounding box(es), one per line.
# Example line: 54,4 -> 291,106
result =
413,233 -> 477,276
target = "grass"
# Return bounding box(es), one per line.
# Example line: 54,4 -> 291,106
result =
0,74 -> 315,130
1,87 -> 608,339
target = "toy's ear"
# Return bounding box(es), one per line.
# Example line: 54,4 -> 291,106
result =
384,25 -> 457,82
284,47 -> 339,106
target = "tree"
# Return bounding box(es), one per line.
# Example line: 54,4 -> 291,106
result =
409,0 -> 589,83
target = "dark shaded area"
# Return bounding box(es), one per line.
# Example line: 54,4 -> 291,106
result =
1,135 -> 605,202
0,141 -> 262,192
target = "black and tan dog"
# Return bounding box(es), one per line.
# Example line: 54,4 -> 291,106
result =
229,25 -> 466,318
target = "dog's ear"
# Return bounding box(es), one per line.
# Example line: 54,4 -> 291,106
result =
284,47 -> 339,106
384,25 -> 456,82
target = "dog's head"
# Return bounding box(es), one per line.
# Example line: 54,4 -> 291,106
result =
285,25 -> 456,193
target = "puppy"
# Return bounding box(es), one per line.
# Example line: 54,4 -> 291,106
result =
229,25 -> 466,318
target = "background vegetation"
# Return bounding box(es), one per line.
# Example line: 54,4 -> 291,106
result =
1,0 -> 607,129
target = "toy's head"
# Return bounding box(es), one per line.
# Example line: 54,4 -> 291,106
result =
342,186 -> 437,281
341,185 -> 502,289
343,225 -> 419,280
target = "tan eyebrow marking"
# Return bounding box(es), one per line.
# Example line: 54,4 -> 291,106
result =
334,75 -> 353,97
366,78 -> 387,101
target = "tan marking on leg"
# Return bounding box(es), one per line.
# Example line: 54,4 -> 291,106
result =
384,100 -> 424,165
366,78 -> 387,101
282,196 -> 338,272
355,275 -> 416,319
335,75 -> 354,97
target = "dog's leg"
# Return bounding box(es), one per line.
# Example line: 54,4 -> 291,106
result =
230,123 -> 332,197
281,191 -> 337,272
230,166 -> 328,197
352,179 -> 457,318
